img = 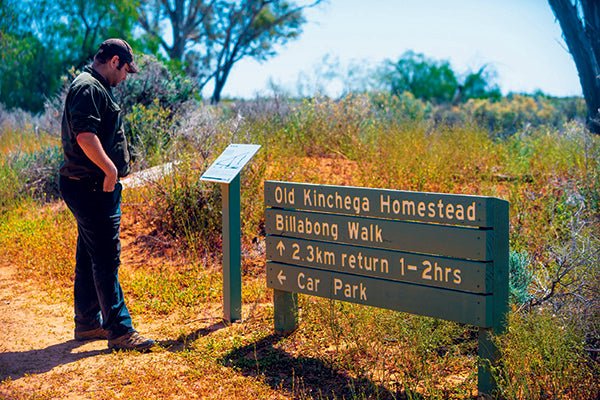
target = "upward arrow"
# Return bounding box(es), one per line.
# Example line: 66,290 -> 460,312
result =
276,240 -> 285,256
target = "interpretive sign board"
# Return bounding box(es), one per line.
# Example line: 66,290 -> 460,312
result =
264,180 -> 509,396
201,144 -> 261,183
200,144 -> 260,322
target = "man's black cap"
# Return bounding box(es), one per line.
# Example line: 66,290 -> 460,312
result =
96,38 -> 139,73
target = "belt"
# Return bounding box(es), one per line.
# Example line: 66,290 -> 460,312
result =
63,175 -> 105,192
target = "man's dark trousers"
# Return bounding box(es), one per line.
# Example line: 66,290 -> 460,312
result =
59,175 -> 134,340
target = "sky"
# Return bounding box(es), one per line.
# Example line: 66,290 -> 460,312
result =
214,0 -> 582,99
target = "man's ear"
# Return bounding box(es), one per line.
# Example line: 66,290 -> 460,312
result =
110,55 -> 120,68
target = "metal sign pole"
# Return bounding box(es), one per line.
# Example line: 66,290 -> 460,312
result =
222,175 -> 241,322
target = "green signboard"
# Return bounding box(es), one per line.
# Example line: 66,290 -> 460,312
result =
266,236 -> 492,293
267,262 -> 492,326
265,208 -> 493,260
264,180 -> 509,396
264,180 -> 497,227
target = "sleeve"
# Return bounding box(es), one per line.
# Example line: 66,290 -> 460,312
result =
68,85 -> 103,135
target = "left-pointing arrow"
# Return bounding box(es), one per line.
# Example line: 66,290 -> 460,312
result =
277,269 -> 287,285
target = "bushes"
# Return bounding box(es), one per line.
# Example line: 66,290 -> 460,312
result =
12,145 -> 62,201
509,250 -> 533,307
0,146 -> 62,211
115,54 -> 198,164
114,54 -> 198,117
495,310 -> 598,400
140,159 -> 223,258
0,110 -> 61,212
0,86 -> 598,397
126,99 -> 175,168
463,94 -> 586,137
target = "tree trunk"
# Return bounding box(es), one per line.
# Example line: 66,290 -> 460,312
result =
548,0 -> 600,133
211,67 -> 230,104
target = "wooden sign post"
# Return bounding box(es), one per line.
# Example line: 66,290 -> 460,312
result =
200,144 -> 260,322
264,181 -> 508,396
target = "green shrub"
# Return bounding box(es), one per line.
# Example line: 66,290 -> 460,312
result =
114,54 -> 198,160
462,94 -> 583,137
115,54 -> 198,117
495,310 -> 598,400
126,99 -> 174,168
4,145 -> 62,205
509,250 -> 533,306
0,160 -> 22,213
143,159 -> 223,257
369,91 -> 431,123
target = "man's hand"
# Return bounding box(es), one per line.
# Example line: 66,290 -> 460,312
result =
103,167 -> 118,192
76,132 -> 118,192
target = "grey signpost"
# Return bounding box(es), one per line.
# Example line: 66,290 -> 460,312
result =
200,144 -> 260,322
264,180 -> 509,396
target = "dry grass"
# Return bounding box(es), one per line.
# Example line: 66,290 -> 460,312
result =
1,96 -> 598,399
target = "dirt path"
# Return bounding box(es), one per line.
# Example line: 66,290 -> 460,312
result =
0,261 -> 228,400
0,195 -> 224,399
0,262 -> 107,398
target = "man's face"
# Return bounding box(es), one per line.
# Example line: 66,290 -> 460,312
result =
108,56 -> 132,87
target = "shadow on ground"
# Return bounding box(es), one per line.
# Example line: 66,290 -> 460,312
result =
158,321 -> 228,352
0,340 -> 107,381
219,333 -> 410,400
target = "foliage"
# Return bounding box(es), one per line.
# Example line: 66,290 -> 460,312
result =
0,159 -> 21,213
0,32 -> 63,113
114,54 -> 198,164
494,310 -> 598,400
0,146 -> 62,211
369,91 -> 432,124
138,0 -> 324,104
7,145 -> 62,201
376,51 -> 501,104
378,51 -> 458,103
115,54 -> 198,117
509,250 -> 533,306
1,90 -> 599,397
0,109 -> 60,212
140,159 -> 223,258
125,99 -> 175,168
39,0 -> 140,68
463,94 -> 584,137
0,0 -> 140,112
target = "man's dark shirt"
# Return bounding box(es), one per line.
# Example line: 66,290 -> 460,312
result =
60,65 -> 131,179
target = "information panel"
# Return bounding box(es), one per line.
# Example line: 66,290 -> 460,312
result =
201,144 -> 261,183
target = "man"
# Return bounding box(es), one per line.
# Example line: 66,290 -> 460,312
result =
59,38 -> 154,351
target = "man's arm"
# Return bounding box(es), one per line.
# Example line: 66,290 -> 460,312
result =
76,132 -> 118,192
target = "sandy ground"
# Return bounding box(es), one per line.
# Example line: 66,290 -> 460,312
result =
0,262 -> 110,398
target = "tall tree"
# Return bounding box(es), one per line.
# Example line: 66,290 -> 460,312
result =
37,0 -> 140,69
377,51 -> 500,104
138,0 -> 322,104
138,0 -> 216,63
0,0 -> 62,111
548,0 -> 600,133
378,51 -> 457,103
0,0 -> 139,112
